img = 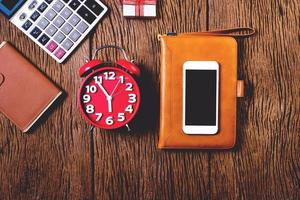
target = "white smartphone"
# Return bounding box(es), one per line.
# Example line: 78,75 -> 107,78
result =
183,61 -> 219,134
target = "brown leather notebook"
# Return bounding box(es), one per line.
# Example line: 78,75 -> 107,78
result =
0,41 -> 62,132
158,33 -> 245,149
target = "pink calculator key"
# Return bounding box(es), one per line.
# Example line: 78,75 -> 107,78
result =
46,41 -> 58,52
54,48 -> 66,59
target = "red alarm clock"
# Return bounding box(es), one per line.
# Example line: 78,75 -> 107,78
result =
78,45 -> 141,130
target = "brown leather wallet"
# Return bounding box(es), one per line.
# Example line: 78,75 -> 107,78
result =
0,41 -> 63,132
158,28 -> 255,149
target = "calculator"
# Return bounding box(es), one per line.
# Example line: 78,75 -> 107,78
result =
0,0 -> 108,63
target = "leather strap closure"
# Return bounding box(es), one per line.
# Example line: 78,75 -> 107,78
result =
158,27 -> 256,40
237,80 -> 245,97
179,27 -> 256,38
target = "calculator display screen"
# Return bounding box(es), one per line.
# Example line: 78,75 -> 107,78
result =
0,0 -> 25,18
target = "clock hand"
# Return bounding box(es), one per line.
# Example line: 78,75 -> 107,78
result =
107,96 -> 112,113
112,90 -> 124,98
110,79 -> 121,97
98,84 -> 113,112
97,83 -> 110,97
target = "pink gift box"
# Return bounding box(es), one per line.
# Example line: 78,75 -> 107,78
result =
122,0 -> 157,17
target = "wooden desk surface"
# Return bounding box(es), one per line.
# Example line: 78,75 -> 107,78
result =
0,0 -> 299,199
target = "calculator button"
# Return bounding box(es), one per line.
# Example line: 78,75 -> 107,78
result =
69,14 -> 80,26
54,48 -> 66,59
46,41 -> 58,52
30,27 -> 42,38
38,2 -> 48,13
22,20 -> 32,31
19,13 -> 27,21
62,38 -> 74,50
53,0 -> 65,12
45,9 -> 57,21
45,0 -> 53,4
54,31 -> 66,43
37,18 -> 50,30
30,11 -> 40,21
45,24 -> 58,36
76,21 -> 88,33
69,0 -> 81,10
85,0 -> 104,15
61,23 -> 73,35
69,30 -> 81,42
28,1 -> 38,10
53,16 -> 65,28
61,7 -> 72,19
77,6 -> 96,24
38,34 -> 50,45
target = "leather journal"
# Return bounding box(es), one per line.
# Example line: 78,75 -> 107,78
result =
0,41 -> 63,132
158,28 -> 255,149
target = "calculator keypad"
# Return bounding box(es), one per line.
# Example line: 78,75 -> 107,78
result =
77,6 -> 96,24
85,0 -> 103,15
45,9 -> 57,21
69,0 -> 81,10
47,41 -> 58,52
38,34 -> 50,45
37,18 -> 50,29
45,24 -> 58,36
22,20 -> 33,30
30,11 -> 40,21
69,14 -> 80,26
30,27 -> 42,38
18,0 -> 107,62
38,3 -> 48,12
61,23 -> 73,35
61,7 -> 72,19
53,16 -> 65,28
54,31 -> 66,44
53,1 -> 65,12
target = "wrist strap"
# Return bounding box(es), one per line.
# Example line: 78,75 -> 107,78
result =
179,27 -> 256,38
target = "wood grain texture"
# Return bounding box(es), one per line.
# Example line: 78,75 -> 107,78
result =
208,0 -> 300,199
0,0 -> 299,199
0,15 -> 93,200
92,1 -> 209,199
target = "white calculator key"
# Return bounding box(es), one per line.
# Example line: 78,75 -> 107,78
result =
69,30 -> 81,42
76,21 -> 88,34
45,24 -> 58,36
53,16 -> 65,28
69,14 -> 80,26
53,0 -> 65,12
54,31 -> 66,44
45,9 -> 57,21
62,38 -> 74,50
61,23 -> 73,35
37,18 -> 50,30
61,7 -> 72,19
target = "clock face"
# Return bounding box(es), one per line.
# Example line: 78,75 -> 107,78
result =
78,67 -> 141,129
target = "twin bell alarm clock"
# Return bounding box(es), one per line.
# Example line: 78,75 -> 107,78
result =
78,45 -> 141,130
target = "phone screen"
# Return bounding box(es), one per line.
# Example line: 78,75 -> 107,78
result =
185,70 -> 217,125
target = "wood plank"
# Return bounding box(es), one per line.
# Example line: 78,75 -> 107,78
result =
92,0 -> 210,199
208,0 -> 300,199
0,15 -> 93,199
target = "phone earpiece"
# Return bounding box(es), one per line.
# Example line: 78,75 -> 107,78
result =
116,59 -> 141,78
79,60 -> 103,77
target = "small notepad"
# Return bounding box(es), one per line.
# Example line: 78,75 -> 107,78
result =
0,41 -> 62,132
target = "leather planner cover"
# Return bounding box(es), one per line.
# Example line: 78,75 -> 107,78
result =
158,34 -> 244,149
0,41 -> 62,132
